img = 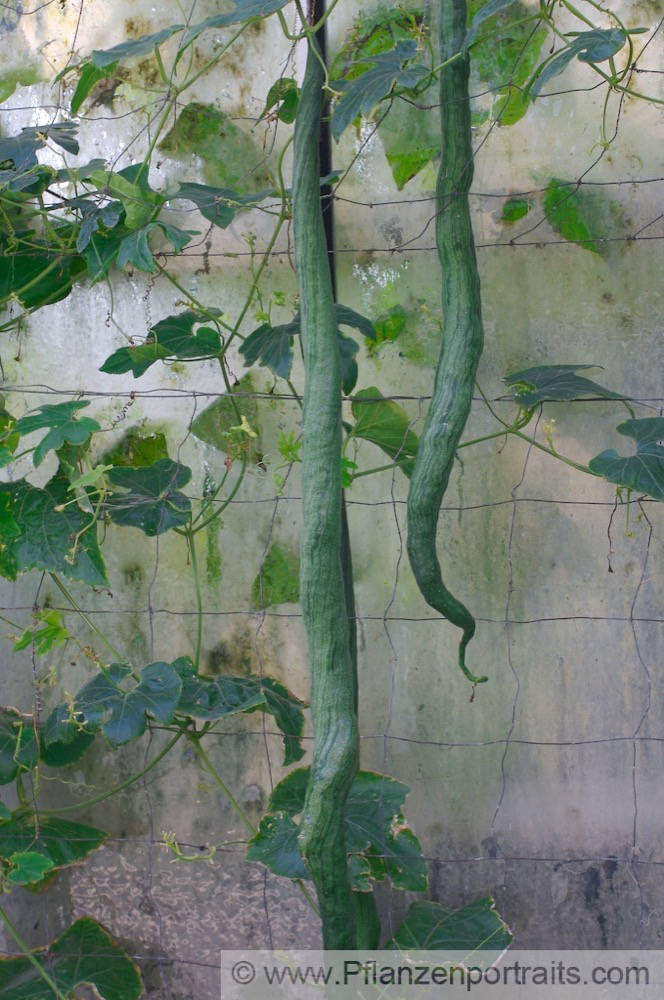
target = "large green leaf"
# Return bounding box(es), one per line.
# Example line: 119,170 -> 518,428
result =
0,476 -> 107,586
331,41 -> 429,141
464,0 -> 518,50
101,310 -> 221,378
0,816 -> 107,874
0,710 -> 38,785
181,0 -> 292,48
0,917 -> 143,1000
104,458 -> 192,535
0,123 -> 79,172
503,364 -> 623,405
173,657 -> 305,765
38,725 -> 96,769
350,386 -> 419,477
171,181 -> 273,228
387,897 -> 513,952
12,401 -> 100,467
589,417 -> 664,501
529,29 -> 628,99
240,305 -> 374,392
46,661 -> 182,749
4,852 -> 54,886
70,61 -> 120,114
90,25 -> 185,67
0,235 -> 86,312
248,768 -> 426,891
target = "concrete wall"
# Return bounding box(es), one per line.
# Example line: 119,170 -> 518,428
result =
1,1 -> 662,996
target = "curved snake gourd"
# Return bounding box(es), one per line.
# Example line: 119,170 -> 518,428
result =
406,0 -> 488,687
294,35 -> 360,949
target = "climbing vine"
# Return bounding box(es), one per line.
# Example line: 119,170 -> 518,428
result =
0,0 -> 662,992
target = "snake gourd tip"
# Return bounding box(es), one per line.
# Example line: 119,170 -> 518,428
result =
406,0 -> 488,688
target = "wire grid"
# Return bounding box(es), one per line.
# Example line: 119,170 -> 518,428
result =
0,2 -> 663,998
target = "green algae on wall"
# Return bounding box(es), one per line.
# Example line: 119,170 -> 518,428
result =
102,427 -> 169,467
251,543 -> 299,610
191,374 -> 263,463
158,103 -> 274,194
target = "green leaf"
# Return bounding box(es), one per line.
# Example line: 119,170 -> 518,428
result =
261,77 -> 299,124
331,41 -> 429,141
13,400 -> 100,467
240,319 -> 297,378
81,223 -> 129,283
104,459 -> 192,535
48,661 -> 182,749
156,220 -> 199,252
0,124 -> 79,172
529,29 -> 627,99
117,225 -> 156,272
38,725 -> 95,769
90,25 -> 186,67
260,676 -> 306,766
464,0 -> 518,50
0,917 -> 143,1000
88,166 -> 164,229
248,769 -> 425,890
0,710 -> 38,785
589,418 -> 664,501
5,851 -> 54,886
70,61 -> 119,114
0,235 -> 86,313
0,803 -> 11,822
100,310 -> 221,377
181,0 -> 292,48
351,386 -> 419,477
13,611 -> 69,655
0,476 -> 108,586
387,897 -> 513,952
76,200 -> 123,253
173,658 -> 305,765
240,305 -> 374,386
0,816 -> 107,874
247,811 -> 307,880
503,364 -> 623,405
172,181 -> 273,228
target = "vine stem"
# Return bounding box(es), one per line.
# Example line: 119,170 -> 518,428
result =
29,732 -> 184,816
184,529 -> 203,670
48,574 -> 126,664
189,737 -> 255,834
0,905 -> 70,1000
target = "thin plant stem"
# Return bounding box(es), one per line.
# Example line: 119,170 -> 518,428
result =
33,732 -> 184,816
185,528 -> 203,670
0,905 -> 70,1000
189,736 -> 256,834
48,574 -> 127,665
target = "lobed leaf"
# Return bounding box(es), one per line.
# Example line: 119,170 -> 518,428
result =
0,816 -> 107,875
589,417 -> 664,501
386,896 -> 513,952
13,400 -> 100,467
248,768 -> 426,890
529,29 -> 627,99
0,476 -> 108,586
503,364 -> 623,405
101,310 -> 221,377
104,458 -> 192,535
0,917 -> 143,999
331,41 -> 429,141
350,386 -> 419,477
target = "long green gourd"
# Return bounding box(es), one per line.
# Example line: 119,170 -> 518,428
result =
294,34 -> 360,948
407,0 -> 488,688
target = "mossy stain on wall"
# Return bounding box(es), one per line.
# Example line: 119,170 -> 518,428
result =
158,102 -> 274,194
251,544 -> 300,610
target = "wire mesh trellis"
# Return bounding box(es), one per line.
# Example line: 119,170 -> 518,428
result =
0,1 -> 663,998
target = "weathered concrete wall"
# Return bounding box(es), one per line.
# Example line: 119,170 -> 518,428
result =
1,0 -> 663,996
